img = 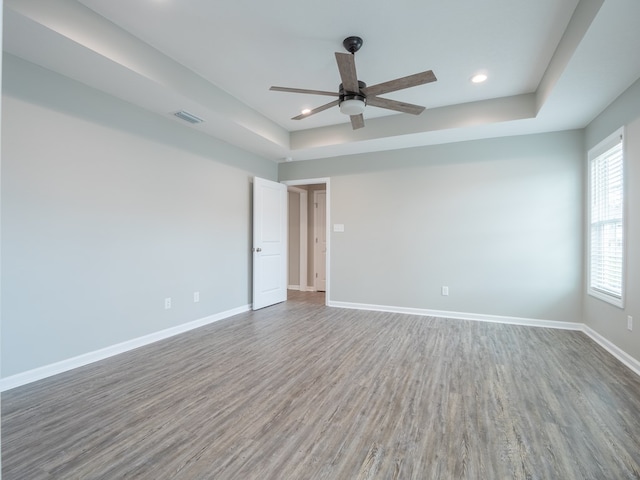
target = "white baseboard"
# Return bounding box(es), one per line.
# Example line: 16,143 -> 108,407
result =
328,300 -> 640,377
0,304 -> 251,392
328,300 -> 583,330
287,285 -> 316,292
582,325 -> 640,377
5,301 -> 639,392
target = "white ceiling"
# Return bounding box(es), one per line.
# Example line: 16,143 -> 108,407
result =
4,0 -> 640,162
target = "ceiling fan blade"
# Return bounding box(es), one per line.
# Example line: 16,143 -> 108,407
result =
366,96 -> 425,115
270,86 -> 339,97
350,114 -> 365,130
335,52 -> 360,93
291,99 -> 340,120
363,70 -> 437,97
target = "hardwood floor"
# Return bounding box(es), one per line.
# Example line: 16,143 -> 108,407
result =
3,291 -> 640,479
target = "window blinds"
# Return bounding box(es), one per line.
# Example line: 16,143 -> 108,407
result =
589,132 -> 624,304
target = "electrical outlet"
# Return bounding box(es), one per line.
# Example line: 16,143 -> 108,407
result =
194,291 -> 200,303
165,297 -> 171,310
628,315 -> 633,331
442,286 -> 449,296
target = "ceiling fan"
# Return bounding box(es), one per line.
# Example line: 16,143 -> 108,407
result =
270,36 -> 437,130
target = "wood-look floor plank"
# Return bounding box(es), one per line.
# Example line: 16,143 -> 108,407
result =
3,291 -> 640,479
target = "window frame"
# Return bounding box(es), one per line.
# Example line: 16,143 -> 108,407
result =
587,127 -> 626,308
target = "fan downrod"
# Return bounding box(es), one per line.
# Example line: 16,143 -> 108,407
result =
343,36 -> 363,54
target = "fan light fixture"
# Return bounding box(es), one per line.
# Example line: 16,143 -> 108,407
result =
339,98 -> 366,116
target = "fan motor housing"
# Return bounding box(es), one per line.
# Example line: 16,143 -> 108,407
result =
339,81 -> 367,103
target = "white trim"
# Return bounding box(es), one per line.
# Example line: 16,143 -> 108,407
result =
4,301 -> 639,392
328,300 -> 582,330
313,189 -> 327,292
301,192 -> 308,291
0,304 -> 251,392
283,178 -> 328,186
582,325 -> 640,377
289,285 -> 319,292
328,300 -> 640,377
587,288 -> 624,308
325,182 -> 331,302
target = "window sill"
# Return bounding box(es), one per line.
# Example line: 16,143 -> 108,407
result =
588,288 -> 624,309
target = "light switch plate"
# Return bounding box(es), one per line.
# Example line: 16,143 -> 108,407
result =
333,224 -> 345,232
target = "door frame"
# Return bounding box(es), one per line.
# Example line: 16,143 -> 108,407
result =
282,178 -> 330,305
312,189 -> 327,292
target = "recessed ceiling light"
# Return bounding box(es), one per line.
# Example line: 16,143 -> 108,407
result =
471,73 -> 488,84
301,108 -> 312,115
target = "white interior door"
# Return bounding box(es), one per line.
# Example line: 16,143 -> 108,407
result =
253,177 -> 287,310
314,190 -> 327,292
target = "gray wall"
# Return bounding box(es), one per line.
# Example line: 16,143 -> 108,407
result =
1,55 -> 277,377
280,130 -> 585,323
584,77 -> 640,361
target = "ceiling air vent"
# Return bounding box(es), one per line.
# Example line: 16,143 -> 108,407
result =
173,110 -> 204,124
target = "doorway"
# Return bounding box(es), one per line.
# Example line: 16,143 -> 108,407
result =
284,178 -> 330,304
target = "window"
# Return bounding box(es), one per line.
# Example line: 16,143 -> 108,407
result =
588,127 -> 625,307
